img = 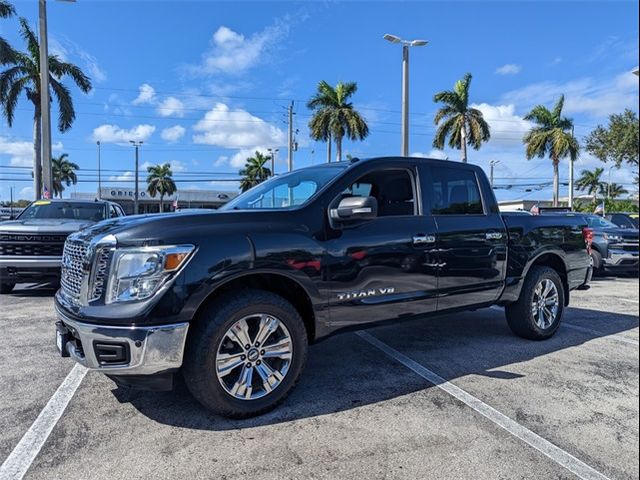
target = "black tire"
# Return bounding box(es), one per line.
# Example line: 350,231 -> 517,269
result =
182,289 -> 308,418
590,250 -> 604,276
505,266 -> 565,340
0,282 -> 15,294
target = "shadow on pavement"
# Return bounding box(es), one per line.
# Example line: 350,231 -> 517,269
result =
6,283 -> 58,297
115,305 -> 638,431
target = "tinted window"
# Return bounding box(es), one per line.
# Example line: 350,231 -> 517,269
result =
19,201 -> 106,221
342,169 -> 416,217
430,167 -> 483,215
585,215 -> 617,229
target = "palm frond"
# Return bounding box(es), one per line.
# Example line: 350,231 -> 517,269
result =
0,0 -> 16,18
49,76 -> 75,132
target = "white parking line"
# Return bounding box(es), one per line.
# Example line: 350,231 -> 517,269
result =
0,365 -> 87,480
356,330 -> 610,480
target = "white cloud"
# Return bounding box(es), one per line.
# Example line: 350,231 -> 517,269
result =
471,103 -> 532,146
109,171 -> 134,182
193,103 -> 285,149
49,36 -> 107,83
411,149 -> 448,160
91,124 -> 156,143
0,137 -> 62,166
156,97 -> 185,117
501,71 -> 639,118
142,160 -> 187,173
495,64 -> 522,75
188,23 -> 287,75
161,125 -> 186,143
132,84 -> 156,105
19,186 -> 34,199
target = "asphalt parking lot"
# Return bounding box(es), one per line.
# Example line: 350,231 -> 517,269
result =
0,276 -> 638,480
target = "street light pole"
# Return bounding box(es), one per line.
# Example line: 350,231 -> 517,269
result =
569,125 -> 575,210
383,34 -> 428,157
39,0 -> 52,199
130,141 -> 143,214
96,141 -> 101,199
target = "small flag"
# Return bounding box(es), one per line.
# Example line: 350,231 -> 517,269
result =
43,186 -> 51,199
530,202 -> 540,215
594,202 -> 605,214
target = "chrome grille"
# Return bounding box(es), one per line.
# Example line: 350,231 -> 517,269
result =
89,247 -> 111,301
60,239 -> 89,304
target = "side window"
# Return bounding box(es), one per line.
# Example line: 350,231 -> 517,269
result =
117,205 -> 125,217
342,169 -> 416,217
109,204 -> 119,218
430,167 -> 484,215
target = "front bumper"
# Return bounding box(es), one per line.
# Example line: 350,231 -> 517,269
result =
55,304 -> 189,375
604,249 -> 639,271
1,256 -> 62,282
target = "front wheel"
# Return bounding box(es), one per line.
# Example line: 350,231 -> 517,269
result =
0,282 -> 15,294
505,266 -> 565,340
182,289 -> 308,418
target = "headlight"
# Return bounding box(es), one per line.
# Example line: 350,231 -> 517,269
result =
105,245 -> 194,304
604,233 -> 623,242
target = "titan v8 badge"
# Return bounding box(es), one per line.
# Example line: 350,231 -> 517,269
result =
337,287 -> 395,301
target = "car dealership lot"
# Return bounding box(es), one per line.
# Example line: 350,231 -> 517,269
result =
0,277 -> 638,480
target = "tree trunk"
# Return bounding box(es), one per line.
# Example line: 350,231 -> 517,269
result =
335,134 -> 343,162
326,133 -> 332,163
33,110 -> 42,200
460,123 -> 468,163
552,157 -> 559,207
159,194 -> 163,213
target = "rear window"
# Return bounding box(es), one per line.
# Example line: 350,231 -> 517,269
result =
19,201 -> 106,221
430,167 -> 483,215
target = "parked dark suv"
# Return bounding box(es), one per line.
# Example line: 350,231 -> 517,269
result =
0,199 -> 126,293
606,212 -> 639,230
583,215 -> 639,275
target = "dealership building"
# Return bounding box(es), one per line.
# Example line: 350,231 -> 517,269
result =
71,187 -> 238,214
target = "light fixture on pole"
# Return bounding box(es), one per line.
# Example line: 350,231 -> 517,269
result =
489,160 -> 500,188
38,0 -> 76,200
383,34 -> 428,157
130,140 -> 143,214
267,148 -> 279,177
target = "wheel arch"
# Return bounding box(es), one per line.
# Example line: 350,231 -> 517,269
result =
526,252 -> 570,306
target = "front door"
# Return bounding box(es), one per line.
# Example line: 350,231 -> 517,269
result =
325,164 -> 439,328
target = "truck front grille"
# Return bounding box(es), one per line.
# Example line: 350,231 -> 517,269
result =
60,240 -> 90,304
0,233 -> 67,256
89,247 -> 111,301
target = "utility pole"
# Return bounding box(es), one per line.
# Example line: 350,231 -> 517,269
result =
9,186 -> 14,219
96,141 -> 102,199
383,34 -> 428,157
39,0 -> 53,199
569,125 -> 575,210
489,160 -> 500,188
287,101 -> 294,172
130,141 -> 143,214
268,148 -> 279,177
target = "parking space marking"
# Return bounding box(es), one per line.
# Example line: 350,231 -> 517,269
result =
0,365 -> 87,480
356,330 -> 610,480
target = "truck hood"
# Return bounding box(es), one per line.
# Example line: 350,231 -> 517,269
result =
0,218 -> 96,234
600,227 -> 639,241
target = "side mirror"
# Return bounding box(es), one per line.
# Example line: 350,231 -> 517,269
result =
330,196 -> 378,222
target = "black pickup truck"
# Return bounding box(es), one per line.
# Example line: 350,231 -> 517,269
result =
54,157 -> 592,417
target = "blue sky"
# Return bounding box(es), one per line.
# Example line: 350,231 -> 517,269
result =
1,0 -> 638,203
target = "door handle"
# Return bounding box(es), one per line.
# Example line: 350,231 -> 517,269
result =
413,234 -> 436,245
485,231 -> 503,240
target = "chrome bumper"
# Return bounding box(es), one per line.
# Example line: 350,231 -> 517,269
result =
55,304 -> 189,375
605,249 -> 639,268
0,255 -> 62,268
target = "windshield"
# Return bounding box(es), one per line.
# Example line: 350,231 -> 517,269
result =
222,166 -> 345,211
585,215 -> 618,229
18,201 -> 106,221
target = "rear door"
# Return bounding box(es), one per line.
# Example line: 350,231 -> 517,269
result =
426,164 -> 507,311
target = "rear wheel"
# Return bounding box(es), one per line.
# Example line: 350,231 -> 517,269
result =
183,289 -> 308,418
0,282 -> 15,294
505,266 -> 565,340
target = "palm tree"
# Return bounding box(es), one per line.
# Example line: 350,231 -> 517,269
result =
239,151 -> 272,192
523,95 -> 579,207
0,18 -> 92,199
307,80 -> 369,162
0,1 -> 15,62
146,163 -> 177,213
576,168 -> 604,204
432,73 -> 490,163
602,182 -> 628,200
52,153 -> 78,198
